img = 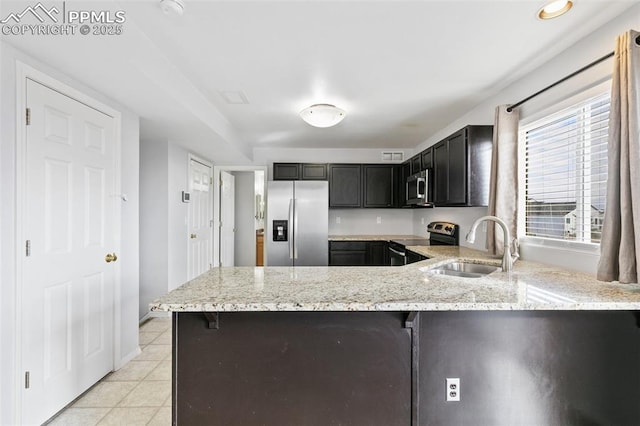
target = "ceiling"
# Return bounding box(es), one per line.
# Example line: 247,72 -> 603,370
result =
1,0 -> 637,163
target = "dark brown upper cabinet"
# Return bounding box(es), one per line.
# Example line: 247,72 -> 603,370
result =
410,155 -> 422,175
432,125 -> 493,207
273,163 -> 301,180
362,165 -> 396,208
328,164 -> 362,208
273,163 -> 328,180
421,147 -> 433,171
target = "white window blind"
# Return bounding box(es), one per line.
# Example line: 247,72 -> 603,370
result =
522,92 -> 610,244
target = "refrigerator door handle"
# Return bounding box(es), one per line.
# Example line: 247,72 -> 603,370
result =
288,198 -> 294,260
293,198 -> 298,259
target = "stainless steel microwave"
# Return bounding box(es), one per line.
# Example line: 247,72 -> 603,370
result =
406,170 -> 432,206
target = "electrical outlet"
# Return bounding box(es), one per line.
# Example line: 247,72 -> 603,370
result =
376,216 -> 382,224
336,217 -> 341,224
421,217 -> 425,224
446,378 -> 460,402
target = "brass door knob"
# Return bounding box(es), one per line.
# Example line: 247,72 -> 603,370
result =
190,233 -> 197,239
105,253 -> 118,263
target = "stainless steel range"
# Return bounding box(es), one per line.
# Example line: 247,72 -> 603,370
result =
388,222 -> 460,266
426,221 -> 460,245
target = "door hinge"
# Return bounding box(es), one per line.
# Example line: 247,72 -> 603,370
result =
25,371 -> 30,389
26,108 -> 31,126
210,220 -> 214,227
25,240 -> 31,257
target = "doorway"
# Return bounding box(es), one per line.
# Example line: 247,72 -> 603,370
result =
213,166 -> 267,267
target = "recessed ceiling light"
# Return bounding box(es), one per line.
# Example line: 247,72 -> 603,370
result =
299,104 -> 346,128
537,0 -> 573,20
160,0 -> 185,16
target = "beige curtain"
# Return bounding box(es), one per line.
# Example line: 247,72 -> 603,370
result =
487,105 -> 520,255
597,30 -> 640,284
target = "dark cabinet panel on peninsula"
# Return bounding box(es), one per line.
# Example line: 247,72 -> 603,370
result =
174,311 -> 412,425
172,311 -> 640,425
328,164 -> 362,207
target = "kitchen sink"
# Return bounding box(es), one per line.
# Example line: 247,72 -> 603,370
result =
426,262 -> 500,278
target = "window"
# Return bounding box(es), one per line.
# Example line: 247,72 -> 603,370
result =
521,91 -> 609,244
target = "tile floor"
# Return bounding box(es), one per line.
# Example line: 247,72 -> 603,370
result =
45,316 -> 172,426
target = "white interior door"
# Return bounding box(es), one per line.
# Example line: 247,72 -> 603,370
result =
187,159 -> 213,280
219,171 -> 235,266
22,79 -> 116,425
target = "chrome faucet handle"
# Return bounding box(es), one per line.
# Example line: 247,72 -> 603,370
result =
511,238 -> 520,262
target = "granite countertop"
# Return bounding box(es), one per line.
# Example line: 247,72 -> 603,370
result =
150,246 -> 640,312
328,235 -> 424,241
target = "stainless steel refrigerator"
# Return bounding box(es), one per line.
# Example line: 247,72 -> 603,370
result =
266,181 -> 328,266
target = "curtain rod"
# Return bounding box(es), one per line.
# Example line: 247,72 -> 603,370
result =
507,34 -> 640,113
506,51 -> 613,113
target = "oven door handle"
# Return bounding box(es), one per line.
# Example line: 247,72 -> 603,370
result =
389,247 -> 406,257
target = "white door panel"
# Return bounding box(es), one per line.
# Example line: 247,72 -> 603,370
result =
188,159 -> 213,280
22,79 -> 116,425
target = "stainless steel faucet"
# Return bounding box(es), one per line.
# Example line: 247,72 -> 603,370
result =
466,215 -> 517,272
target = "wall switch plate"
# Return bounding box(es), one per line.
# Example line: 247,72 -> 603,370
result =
446,378 -> 460,402
421,217 -> 425,224
376,216 -> 382,224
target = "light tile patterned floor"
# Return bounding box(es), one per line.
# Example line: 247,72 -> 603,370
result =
45,316 -> 172,426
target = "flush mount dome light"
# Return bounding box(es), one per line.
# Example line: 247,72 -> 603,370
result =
160,0 -> 185,16
537,0 -> 573,19
299,104 -> 346,128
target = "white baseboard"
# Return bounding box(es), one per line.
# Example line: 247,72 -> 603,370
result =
115,346 -> 142,370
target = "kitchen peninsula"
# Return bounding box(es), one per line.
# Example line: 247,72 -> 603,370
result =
151,246 -> 640,425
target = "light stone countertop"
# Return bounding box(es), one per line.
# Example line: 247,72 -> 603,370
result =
150,245 -> 640,312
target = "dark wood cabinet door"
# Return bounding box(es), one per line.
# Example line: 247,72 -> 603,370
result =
421,147 -> 433,171
447,131 -> 467,205
273,163 -> 301,180
400,162 -> 411,206
301,163 -> 327,180
362,165 -> 394,208
329,250 -> 367,266
329,241 -> 368,266
433,141 -> 448,205
366,241 -> 389,266
410,155 -> 422,175
328,164 -> 362,208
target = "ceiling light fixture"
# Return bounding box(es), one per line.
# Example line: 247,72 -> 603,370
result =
160,0 -> 185,16
537,0 -> 573,20
299,104 -> 346,128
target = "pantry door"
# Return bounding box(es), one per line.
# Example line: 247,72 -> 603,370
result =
187,158 -> 213,280
21,78 -> 117,425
